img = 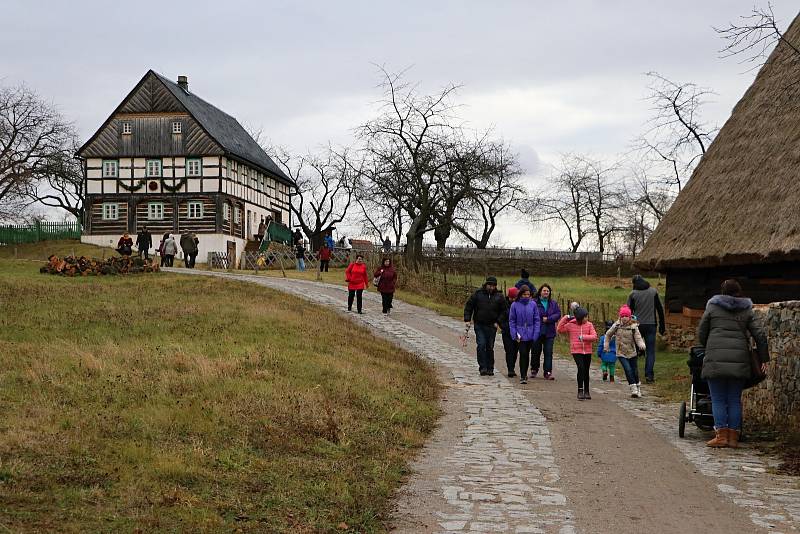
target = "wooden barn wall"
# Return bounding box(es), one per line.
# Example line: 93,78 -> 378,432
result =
666,263 -> 800,311
134,199 -> 176,235
118,73 -> 182,114
176,198 -> 217,234
89,198 -> 129,234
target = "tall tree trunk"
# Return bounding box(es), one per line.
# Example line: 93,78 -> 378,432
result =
404,214 -> 426,270
434,224 -> 451,250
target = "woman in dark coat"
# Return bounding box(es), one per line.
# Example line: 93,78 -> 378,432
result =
697,279 -> 768,448
374,257 -> 397,314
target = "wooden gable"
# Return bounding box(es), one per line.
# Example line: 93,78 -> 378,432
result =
79,71 -> 222,158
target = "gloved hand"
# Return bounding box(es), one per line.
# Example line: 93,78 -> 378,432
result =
658,323 -> 666,335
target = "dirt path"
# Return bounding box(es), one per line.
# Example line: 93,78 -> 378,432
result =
166,269 -> 799,533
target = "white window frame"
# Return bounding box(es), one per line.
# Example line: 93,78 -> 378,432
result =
172,121 -> 182,134
122,122 -> 132,135
187,200 -> 203,219
186,158 -> 202,177
234,207 -> 241,224
223,203 -> 231,221
146,159 -> 162,177
102,160 -> 118,178
102,203 -> 119,220
147,202 -> 164,220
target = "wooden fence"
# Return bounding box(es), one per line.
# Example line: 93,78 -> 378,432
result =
0,220 -> 81,245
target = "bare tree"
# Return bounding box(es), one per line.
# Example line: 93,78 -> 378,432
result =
0,84 -> 72,218
24,136 -> 85,225
271,145 -> 358,247
576,155 -> 622,256
715,3 -> 800,65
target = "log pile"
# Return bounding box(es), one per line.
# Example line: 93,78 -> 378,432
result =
40,255 -> 160,276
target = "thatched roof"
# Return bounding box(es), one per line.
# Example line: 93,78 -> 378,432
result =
636,13 -> 800,271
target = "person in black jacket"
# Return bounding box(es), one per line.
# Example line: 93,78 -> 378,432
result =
464,276 -> 507,376
627,274 -> 665,383
136,226 -> 152,260
499,287 -> 520,377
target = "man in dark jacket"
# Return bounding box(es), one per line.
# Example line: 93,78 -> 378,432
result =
136,226 -> 152,260
180,231 -> 199,268
697,279 -> 768,448
627,275 -> 665,383
499,287 -> 519,377
464,276 -> 507,376
514,268 -> 536,294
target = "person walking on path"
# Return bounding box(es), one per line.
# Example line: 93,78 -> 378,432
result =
627,275 -> 665,384
557,306 -> 598,400
117,232 -> 133,256
162,234 -> 178,267
345,254 -> 369,314
374,257 -> 398,314
180,231 -> 199,268
597,320 -> 618,383
158,232 -> 170,267
531,283 -> 561,380
136,226 -> 152,260
319,243 -> 332,272
509,285 -> 541,384
464,276 -> 507,376
382,236 -> 392,253
604,306 -> 647,398
295,242 -> 306,272
292,228 -> 303,247
514,268 -> 536,294
697,279 -> 769,448
499,287 -> 519,377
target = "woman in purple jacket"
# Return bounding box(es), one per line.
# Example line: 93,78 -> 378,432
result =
531,283 -> 562,380
509,285 -> 541,384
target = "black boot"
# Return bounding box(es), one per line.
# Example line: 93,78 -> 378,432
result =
584,389 -> 592,400
577,388 -> 585,400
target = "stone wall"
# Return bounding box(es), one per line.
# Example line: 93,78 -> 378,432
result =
742,301 -> 800,432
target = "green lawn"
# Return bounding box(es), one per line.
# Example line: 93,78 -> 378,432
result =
0,257 -> 439,533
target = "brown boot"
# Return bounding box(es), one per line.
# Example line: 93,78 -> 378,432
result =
727,428 -> 740,448
706,428 -> 729,448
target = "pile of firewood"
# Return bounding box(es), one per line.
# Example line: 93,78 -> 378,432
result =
40,255 -> 160,276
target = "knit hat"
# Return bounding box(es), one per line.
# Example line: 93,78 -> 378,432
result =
507,287 -> 519,299
569,301 -> 580,312
485,276 -> 498,285
619,305 -> 632,318
574,307 -> 589,321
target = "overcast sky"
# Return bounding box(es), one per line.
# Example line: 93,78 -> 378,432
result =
4,1 -> 797,248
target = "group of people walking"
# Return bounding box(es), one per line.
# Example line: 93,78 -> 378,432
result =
343,255 -> 397,315
463,270 -> 667,401
116,228 -> 198,268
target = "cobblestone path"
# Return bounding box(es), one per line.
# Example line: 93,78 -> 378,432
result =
166,269 -> 799,533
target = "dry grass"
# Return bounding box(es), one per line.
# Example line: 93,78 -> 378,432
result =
0,257 -> 439,532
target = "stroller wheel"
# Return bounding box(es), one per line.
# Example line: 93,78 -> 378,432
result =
678,401 -> 687,438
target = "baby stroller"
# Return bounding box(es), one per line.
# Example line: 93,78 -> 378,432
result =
677,346 -> 715,438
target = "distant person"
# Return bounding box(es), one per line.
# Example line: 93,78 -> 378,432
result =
190,233 -> 199,267
514,268 -> 536,294
557,306 -> 598,400
604,305 -> 646,398
463,276 -> 507,376
697,279 -> 769,449
324,234 -> 335,250
374,257 -> 398,314
162,234 -> 178,267
136,226 -> 152,260
294,242 -> 306,272
382,236 -> 392,253
158,232 -> 170,267
345,254 -> 369,313
532,283 -> 561,380
180,231 -> 198,269
627,275 -> 666,383
117,232 -> 133,256
292,228 -> 303,246
499,287 -> 519,377
319,243 -> 332,272
509,285 -> 541,385
597,320 -> 618,383
256,218 -> 266,241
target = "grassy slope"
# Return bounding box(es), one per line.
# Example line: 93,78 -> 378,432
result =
0,258 -> 439,533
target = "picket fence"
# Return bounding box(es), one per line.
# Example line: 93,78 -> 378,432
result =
0,220 -> 81,245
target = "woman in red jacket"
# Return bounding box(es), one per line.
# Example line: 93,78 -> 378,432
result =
374,257 -> 398,314
345,254 -> 369,313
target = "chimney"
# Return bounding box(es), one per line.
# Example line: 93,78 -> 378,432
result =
177,75 -> 188,91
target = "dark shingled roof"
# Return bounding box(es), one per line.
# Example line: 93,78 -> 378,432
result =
635,13 -> 800,271
152,72 -> 292,186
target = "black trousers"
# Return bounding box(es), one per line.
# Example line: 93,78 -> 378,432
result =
518,340 -> 533,378
347,289 -> 363,312
139,248 -> 150,260
188,252 -> 197,268
164,254 -> 174,267
501,329 -> 518,375
573,353 -> 592,392
320,259 -> 330,272
380,291 -> 394,313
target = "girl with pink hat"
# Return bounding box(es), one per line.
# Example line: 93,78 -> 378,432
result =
604,305 -> 647,398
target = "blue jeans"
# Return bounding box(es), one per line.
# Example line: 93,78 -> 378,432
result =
618,356 -> 640,385
296,258 -> 305,271
638,323 -> 657,380
531,336 -> 555,374
707,378 -> 745,430
474,323 -> 497,372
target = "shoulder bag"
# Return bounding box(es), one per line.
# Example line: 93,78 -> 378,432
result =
737,315 -> 766,389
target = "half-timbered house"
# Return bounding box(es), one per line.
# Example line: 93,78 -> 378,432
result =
78,70 -> 294,264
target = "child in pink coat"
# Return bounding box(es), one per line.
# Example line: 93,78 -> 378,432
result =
557,306 -> 598,400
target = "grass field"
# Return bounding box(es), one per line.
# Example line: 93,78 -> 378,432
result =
0,254 -> 439,532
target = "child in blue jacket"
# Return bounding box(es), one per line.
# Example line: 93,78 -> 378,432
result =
597,320 -> 617,382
